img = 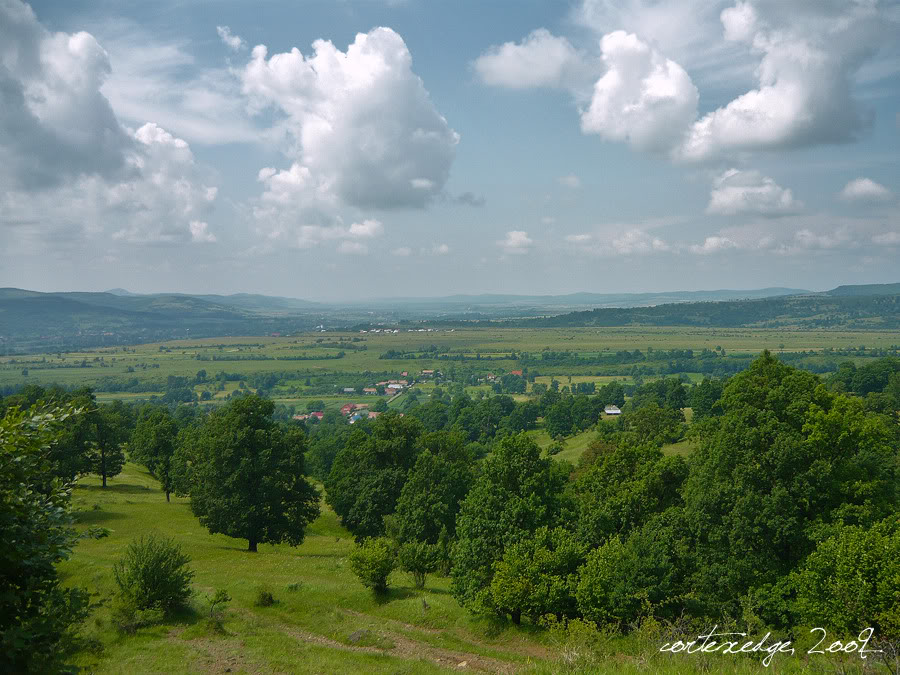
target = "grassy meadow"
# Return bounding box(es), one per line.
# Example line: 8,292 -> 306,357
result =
60,463 -> 883,674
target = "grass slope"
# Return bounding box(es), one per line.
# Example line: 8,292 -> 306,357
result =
59,464 -> 877,673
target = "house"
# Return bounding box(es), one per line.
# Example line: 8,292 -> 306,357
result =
340,404 -> 355,416
421,369 -> 434,376
604,405 -> 621,415
343,387 -> 355,394
400,371 -> 408,377
510,370 -> 523,377
367,411 -> 381,419
363,388 -> 377,395
293,414 -> 309,421
387,383 -> 403,390
309,411 -> 324,421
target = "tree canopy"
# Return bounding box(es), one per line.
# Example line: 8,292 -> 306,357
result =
173,395 -> 320,552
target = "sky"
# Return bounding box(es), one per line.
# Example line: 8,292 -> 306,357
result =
1,0 -> 899,301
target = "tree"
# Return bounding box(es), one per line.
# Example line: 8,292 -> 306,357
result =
393,432 -> 473,544
576,510 -> 693,627
793,518 -> 900,638
574,442 -> 688,549
85,403 -> 128,487
130,409 -> 178,501
544,400 -> 573,439
489,527 -> 586,624
1,404 -> 92,672
682,352 -> 899,617
326,413 -> 423,540
451,433 -> 571,611
622,402 -> 685,446
173,395 -> 320,552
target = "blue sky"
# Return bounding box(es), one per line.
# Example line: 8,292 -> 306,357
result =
2,0 -> 899,300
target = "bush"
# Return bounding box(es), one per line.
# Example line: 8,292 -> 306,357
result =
397,541 -> 440,589
793,519 -> 900,638
110,594 -> 164,635
349,538 -> 396,592
113,535 -> 194,614
254,586 -> 276,607
204,589 -> 231,633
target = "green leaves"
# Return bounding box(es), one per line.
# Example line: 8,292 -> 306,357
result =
172,395 -> 320,552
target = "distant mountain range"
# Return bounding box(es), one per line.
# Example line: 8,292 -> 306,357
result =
360,287 -> 810,309
1,283 -> 898,353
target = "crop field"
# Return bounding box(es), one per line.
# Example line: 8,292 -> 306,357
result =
2,326 -> 898,394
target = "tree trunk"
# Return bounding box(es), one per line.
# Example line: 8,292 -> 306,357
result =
102,471 -> 107,488
511,609 -> 521,625
248,538 -> 258,553
165,490 -> 170,502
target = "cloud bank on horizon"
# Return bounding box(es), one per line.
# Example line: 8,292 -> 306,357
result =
1,0 -> 898,298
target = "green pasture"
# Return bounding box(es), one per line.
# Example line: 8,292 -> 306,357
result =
59,462 -> 876,674
4,326 -> 898,395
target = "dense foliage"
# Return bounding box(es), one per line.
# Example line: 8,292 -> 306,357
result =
0,405 -> 92,673
173,395 -> 320,551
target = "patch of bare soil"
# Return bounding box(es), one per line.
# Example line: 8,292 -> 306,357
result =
167,627 -> 268,674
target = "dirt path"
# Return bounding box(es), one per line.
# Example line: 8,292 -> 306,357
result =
276,624 -> 519,673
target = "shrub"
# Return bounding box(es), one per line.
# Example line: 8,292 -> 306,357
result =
547,441 -> 565,456
110,594 -> 164,635
254,586 -> 276,607
113,534 -> 194,614
204,589 -> 231,632
349,538 -> 396,592
397,541 -> 440,589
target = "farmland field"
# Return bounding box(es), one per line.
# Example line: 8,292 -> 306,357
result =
3,326 -> 897,394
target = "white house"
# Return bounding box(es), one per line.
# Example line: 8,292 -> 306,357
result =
604,405 -> 622,415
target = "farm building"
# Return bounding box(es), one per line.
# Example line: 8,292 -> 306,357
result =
604,405 -> 621,415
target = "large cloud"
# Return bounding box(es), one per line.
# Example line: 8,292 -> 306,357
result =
2,122 -> 218,246
678,0 -> 890,161
480,1 -> 896,161
240,28 -> 459,211
0,1 -> 218,251
0,0 -> 133,190
580,31 -> 699,153
706,168 -> 801,216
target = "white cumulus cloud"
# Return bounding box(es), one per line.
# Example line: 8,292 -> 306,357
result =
498,230 -> 534,254
240,27 -> 459,211
0,0 -> 133,190
839,177 -> 892,202
706,168 -> 801,216
678,0 -> 890,161
473,29 -> 593,91
189,220 -> 216,243
0,0 -> 219,252
580,31 -> 699,154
